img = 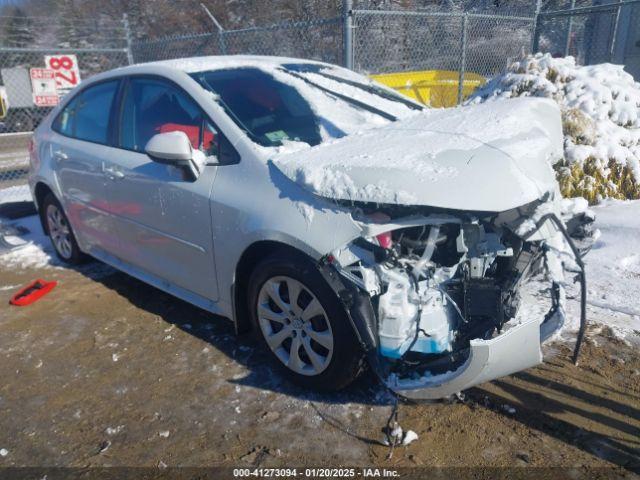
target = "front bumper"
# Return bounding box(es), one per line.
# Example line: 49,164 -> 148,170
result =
386,305 -> 565,400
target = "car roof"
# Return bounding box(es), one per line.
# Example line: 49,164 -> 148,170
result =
150,55 -> 328,73
81,55 -> 333,89
98,55 -> 328,79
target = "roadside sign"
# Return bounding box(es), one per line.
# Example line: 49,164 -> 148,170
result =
30,68 -> 59,107
44,54 -> 81,95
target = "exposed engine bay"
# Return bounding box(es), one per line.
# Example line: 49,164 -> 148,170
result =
322,200 -> 587,400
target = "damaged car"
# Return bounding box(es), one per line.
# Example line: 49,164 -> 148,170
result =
28,56 -> 587,399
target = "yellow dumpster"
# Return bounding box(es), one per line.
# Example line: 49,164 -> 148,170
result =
370,70 -> 486,108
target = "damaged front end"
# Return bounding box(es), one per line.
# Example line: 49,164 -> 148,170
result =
319,200 -> 586,400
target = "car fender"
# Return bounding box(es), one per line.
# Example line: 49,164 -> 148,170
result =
209,147 -> 364,319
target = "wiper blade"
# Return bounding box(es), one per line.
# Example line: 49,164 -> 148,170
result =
315,71 -> 424,112
280,69 -> 398,122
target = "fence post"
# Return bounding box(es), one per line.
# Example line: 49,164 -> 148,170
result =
531,0 -> 542,53
564,0 -> 576,57
457,13 -> 468,106
122,14 -> 134,65
201,3 -> 227,55
343,0 -> 354,69
610,4 -> 621,61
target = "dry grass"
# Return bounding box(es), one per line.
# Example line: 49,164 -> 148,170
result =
556,158 -> 640,204
556,108 -> 639,203
562,108 -> 596,146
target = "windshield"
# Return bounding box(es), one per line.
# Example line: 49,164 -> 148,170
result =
193,68 -> 322,147
191,64 -> 422,148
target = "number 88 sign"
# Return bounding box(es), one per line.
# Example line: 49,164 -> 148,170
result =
44,55 -> 82,94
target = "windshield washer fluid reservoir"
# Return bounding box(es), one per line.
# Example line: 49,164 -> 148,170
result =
378,269 -> 419,359
378,270 -> 456,359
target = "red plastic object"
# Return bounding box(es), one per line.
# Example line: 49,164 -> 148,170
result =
158,123 -> 215,150
9,279 -> 57,306
376,231 -> 393,249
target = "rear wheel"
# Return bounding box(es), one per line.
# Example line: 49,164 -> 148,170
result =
42,193 -> 87,265
248,253 -> 363,391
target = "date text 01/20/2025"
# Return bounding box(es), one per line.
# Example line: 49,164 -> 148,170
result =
232,468 -> 401,477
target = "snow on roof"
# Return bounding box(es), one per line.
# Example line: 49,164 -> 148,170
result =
149,55 -> 326,73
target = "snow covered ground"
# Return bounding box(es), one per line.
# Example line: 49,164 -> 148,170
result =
0,184 -> 31,204
582,200 -> 640,338
534,199 -> 640,346
0,214 -> 58,270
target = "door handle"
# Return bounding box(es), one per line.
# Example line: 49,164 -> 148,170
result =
111,169 -> 125,180
103,165 -> 125,180
53,150 -> 68,161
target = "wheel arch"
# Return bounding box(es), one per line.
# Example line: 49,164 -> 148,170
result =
232,240 -> 319,335
33,181 -> 55,234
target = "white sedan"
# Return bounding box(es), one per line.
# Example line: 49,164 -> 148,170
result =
28,56 -> 586,398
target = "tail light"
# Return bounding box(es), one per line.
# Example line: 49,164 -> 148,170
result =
28,137 -> 39,170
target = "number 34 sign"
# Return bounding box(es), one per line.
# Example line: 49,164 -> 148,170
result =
44,55 -> 81,94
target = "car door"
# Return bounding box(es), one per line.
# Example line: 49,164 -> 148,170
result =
105,75 -> 221,301
50,79 -> 121,256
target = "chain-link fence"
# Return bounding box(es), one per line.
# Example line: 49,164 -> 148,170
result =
351,11 -> 535,75
132,16 -> 344,66
350,10 -> 536,106
534,0 -> 640,74
536,3 -> 619,63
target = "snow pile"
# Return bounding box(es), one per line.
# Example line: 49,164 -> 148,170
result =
468,53 -> 640,202
0,215 -> 57,270
402,430 -> 419,446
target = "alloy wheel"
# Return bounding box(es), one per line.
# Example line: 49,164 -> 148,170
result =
46,204 -> 73,260
257,275 -> 334,376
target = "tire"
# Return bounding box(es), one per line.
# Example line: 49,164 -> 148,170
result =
41,193 -> 87,265
248,252 -> 363,391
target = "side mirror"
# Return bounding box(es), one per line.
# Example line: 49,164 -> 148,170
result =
145,131 -> 200,180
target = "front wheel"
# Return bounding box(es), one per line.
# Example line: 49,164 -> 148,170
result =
248,253 -> 363,391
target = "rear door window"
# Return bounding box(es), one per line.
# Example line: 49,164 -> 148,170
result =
53,80 -> 119,144
52,95 -> 79,137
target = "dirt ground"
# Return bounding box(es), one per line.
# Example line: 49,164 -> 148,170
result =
0,226 -> 639,478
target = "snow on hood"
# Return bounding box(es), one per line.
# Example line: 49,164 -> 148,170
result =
270,97 -> 564,212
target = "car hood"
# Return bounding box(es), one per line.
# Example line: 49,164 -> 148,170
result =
270,97 -> 564,212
